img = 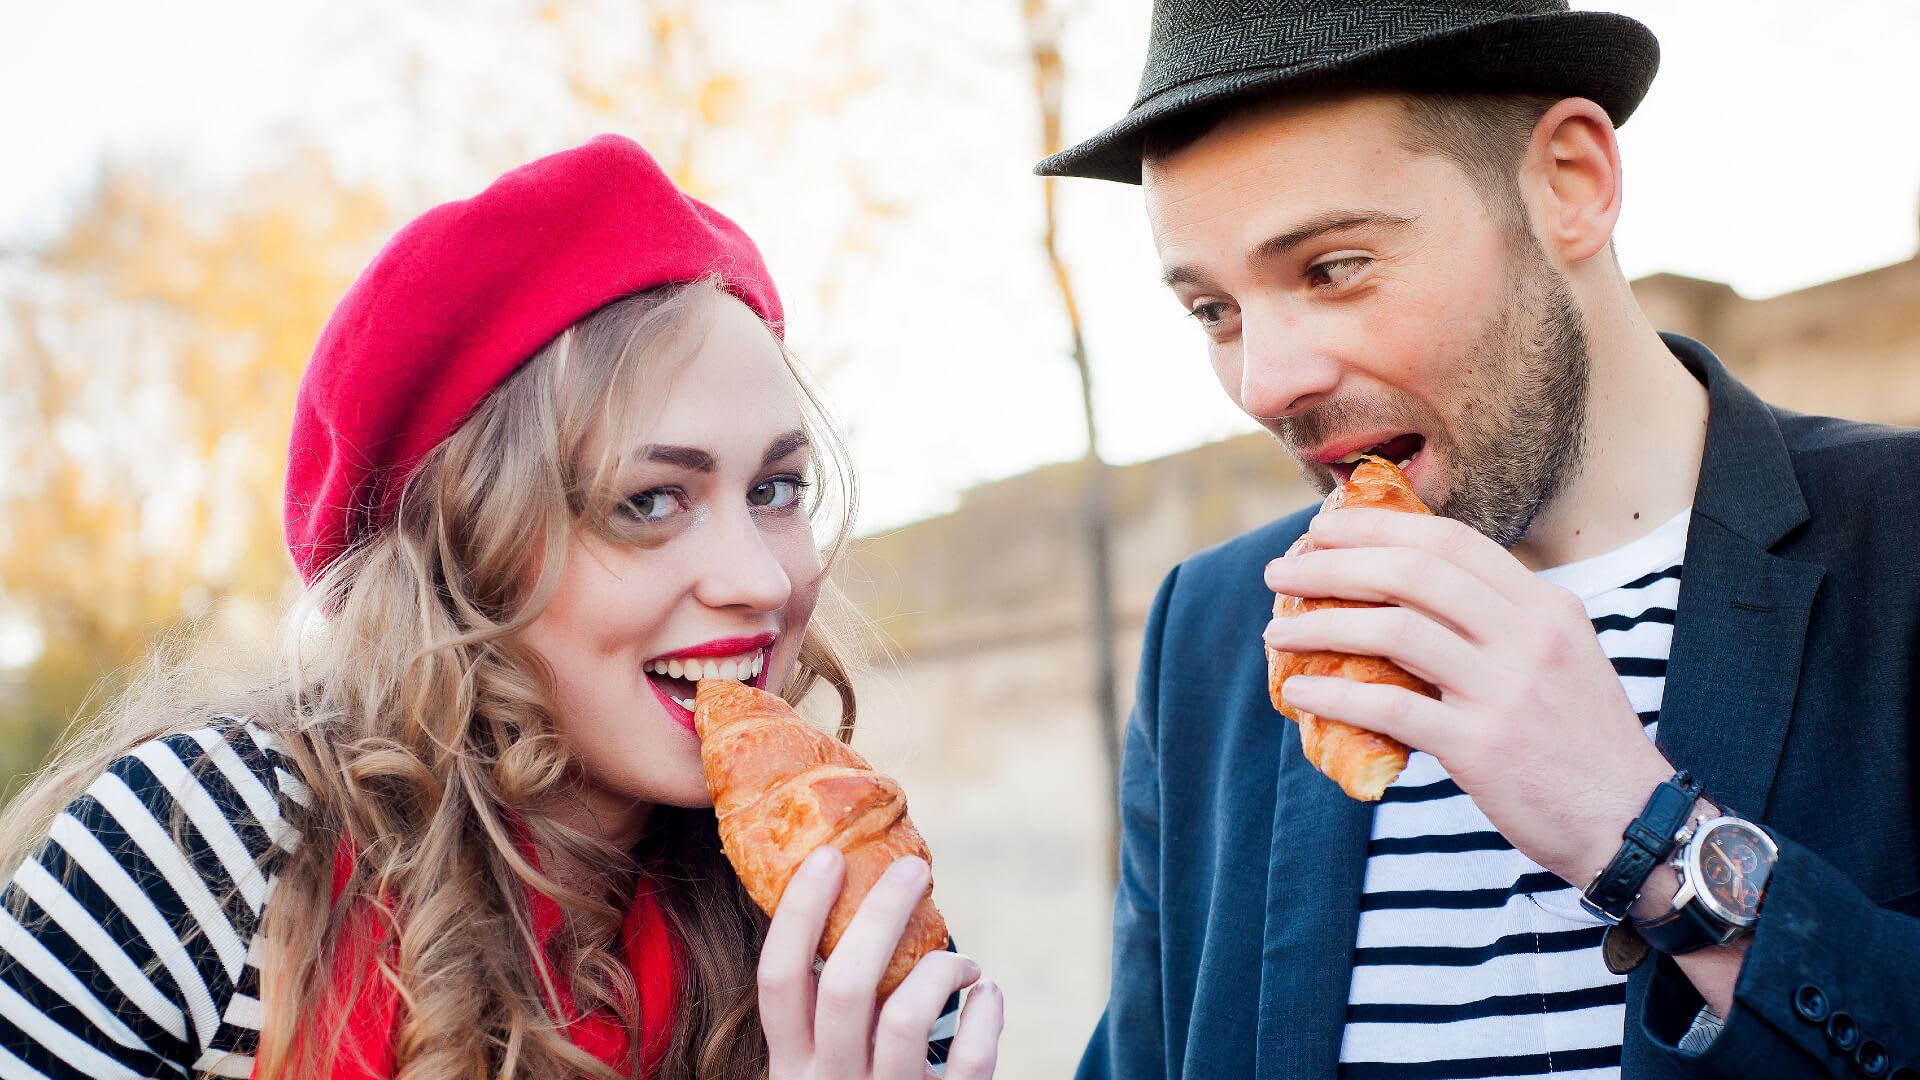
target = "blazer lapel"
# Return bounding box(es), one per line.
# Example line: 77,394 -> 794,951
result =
1625,337 -> 1825,1072
1253,721 -> 1373,1079
1653,334 -> 1823,820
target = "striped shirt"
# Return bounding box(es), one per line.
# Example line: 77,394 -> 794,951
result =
0,721 -> 300,1079
1338,508 -> 1689,1079
0,720 -> 961,1078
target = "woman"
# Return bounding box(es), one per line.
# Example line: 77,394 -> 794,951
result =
0,136 -> 1002,1079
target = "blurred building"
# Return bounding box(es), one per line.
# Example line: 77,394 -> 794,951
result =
841,239 -> 1920,1078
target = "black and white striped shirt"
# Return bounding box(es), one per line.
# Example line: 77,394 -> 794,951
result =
0,721 -> 300,1079
0,721 -> 961,1078
1338,509 -> 1689,1079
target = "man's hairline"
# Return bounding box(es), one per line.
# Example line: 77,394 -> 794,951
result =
1140,86 -> 1552,210
1142,86 -> 1609,284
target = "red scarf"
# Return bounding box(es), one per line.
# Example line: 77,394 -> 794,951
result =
254,839 -> 679,1079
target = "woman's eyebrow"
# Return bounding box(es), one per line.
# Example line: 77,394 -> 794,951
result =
642,445 -> 715,472
763,430 -> 809,466
635,431 -> 807,472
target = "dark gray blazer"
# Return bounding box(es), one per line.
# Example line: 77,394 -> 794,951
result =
1077,335 -> 1920,1079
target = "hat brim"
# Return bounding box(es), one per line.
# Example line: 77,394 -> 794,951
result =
1035,10 -> 1658,184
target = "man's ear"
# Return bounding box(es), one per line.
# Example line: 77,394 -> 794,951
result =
1521,97 -> 1622,266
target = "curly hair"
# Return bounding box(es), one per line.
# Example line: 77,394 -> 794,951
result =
0,275 -> 861,1080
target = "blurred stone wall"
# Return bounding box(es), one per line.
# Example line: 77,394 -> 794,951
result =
834,252 -> 1920,1079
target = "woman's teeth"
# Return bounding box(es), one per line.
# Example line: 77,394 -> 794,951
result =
646,653 -> 765,681
647,652 -> 765,713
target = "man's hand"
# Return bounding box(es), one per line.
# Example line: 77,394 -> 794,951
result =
1261,506 -> 1674,888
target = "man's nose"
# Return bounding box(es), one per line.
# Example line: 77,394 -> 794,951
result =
1236,308 -> 1343,421
693,508 -> 793,613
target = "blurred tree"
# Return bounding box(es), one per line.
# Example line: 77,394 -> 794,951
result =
529,0 -> 908,380
1020,0 -> 1122,882
0,0 -> 923,797
0,150 -> 388,792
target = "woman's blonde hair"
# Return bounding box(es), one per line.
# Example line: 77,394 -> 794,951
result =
0,275 -> 861,1080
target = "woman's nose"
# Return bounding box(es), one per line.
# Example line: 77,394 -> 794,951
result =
693,508 -> 794,612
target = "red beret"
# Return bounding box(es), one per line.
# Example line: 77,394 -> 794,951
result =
283,135 -> 783,584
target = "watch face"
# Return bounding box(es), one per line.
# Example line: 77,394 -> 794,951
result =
1695,820 -> 1775,923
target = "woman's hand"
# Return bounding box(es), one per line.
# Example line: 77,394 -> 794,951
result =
759,847 -> 1004,1080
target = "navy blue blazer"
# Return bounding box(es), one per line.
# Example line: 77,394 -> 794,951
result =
1077,335 -> 1920,1079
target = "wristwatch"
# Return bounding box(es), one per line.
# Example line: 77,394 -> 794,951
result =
1632,811 -> 1779,955
1581,771 -> 1701,924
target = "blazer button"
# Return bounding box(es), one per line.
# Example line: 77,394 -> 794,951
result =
1854,1041 -> 1890,1079
1827,1012 -> 1861,1053
1795,984 -> 1831,1023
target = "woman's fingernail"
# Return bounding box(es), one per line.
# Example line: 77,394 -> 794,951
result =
958,955 -> 982,982
801,846 -> 841,877
884,855 -> 928,883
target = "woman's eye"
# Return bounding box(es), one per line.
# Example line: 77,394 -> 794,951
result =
748,477 -> 807,509
621,488 -> 687,523
1308,256 -> 1369,289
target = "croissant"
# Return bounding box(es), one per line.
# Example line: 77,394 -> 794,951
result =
1267,455 -> 1442,801
693,679 -> 948,998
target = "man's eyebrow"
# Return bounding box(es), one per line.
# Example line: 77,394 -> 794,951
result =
763,430 -> 809,466
1159,211 -> 1414,288
1252,211 -> 1414,265
1161,263 -> 1214,289
642,445 -> 715,472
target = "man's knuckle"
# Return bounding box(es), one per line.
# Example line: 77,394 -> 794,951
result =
1435,517 -> 1478,559
1548,586 -> 1588,623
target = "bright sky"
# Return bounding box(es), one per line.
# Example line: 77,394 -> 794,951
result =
3,0 -> 1918,536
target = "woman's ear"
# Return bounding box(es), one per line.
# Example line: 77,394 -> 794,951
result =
1521,97 -> 1623,266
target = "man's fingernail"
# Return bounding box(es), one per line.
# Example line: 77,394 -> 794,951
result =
1281,675 -> 1326,703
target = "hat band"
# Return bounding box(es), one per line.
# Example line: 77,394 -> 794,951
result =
1135,4 -> 1517,105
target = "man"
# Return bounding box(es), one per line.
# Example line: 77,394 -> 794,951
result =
1036,3 -> 1919,1078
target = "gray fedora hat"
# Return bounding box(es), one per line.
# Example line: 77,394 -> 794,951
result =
1036,0 -> 1659,184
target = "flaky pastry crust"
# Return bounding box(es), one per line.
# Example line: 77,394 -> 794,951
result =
1267,456 -> 1442,801
694,679 -> 948,998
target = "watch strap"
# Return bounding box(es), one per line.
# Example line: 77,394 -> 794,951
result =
1580,770 -> 1701,923
1632,894 -> 1734,954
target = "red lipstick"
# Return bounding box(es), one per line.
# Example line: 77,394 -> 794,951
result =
652,632 -> 776,662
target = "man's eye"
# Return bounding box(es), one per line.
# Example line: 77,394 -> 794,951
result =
1189,300 -> 1232,326
748,477 -> 808,509
1308,256 -> 1369,288
621,488 -> 687,523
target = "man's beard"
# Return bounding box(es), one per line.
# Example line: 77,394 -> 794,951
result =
1277,238 -> 1591,548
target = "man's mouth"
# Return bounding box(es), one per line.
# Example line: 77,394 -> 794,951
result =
1325,433 -> 1425,484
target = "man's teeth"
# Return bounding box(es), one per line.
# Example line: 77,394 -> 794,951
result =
1332,445 -> 1415,468
646,652 -> 766,682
